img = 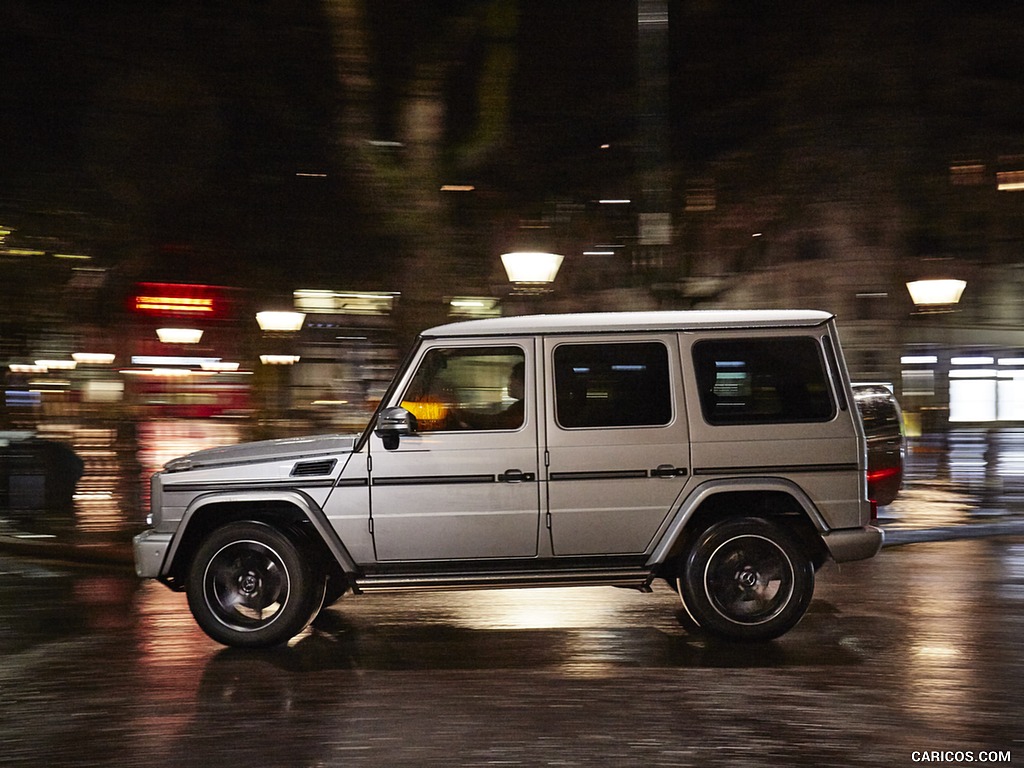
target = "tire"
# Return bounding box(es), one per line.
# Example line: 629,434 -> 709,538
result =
186,521 -> 324,648
677,517 -> 814,642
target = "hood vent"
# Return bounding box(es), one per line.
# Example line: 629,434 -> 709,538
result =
291,459 -> 338,477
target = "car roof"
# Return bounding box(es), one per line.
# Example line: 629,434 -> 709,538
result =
422,309 -> 835,338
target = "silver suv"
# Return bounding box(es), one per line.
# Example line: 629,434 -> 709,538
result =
134,310 -> 887,647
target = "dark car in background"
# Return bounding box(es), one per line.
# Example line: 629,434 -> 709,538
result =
853,384 -> 905,507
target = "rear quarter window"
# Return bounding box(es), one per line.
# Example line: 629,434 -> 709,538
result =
693,337 -> 835,425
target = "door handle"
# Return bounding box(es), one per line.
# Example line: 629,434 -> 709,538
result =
499,469 -> 535,483
651,464 -> 687,478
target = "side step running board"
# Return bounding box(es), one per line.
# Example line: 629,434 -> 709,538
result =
353,568 -> 654,594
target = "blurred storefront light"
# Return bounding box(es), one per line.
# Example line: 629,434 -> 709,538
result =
72,352 -> 116,365
906,279 -> 966,306
133,283 -> 226,317
996,170 -> 1024,191
137,296 -> 213,313
260,355 -> 300,365
35,359 -> 77,370
200,361 -> 241,372
156,328 -> 203,344
82,380 -> 124,403
123,368 -> 204,378
501,251 -> 564,287
256,311 -> 306,332
9,364 -> 48,374
293,289 -> 398,316
133,355 -> 219,366
448,297 -> 501,318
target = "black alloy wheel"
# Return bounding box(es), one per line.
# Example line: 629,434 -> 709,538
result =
186,521 -> 324,648
677,516 -> 814,641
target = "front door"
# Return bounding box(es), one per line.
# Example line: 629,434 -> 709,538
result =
542,335 -> 692,556
368,341 -> 541,561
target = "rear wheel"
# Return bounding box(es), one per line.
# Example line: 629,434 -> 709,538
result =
186,521 -> 324,648
677,517 -> 814,641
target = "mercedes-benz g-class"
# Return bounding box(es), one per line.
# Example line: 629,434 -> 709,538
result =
134,310 -> 888,647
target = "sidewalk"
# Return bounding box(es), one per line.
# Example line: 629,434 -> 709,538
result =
879,512 -> 1024,546
878,428 -> 1024,545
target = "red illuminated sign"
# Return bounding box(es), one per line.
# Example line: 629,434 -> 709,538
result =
132,283 -> 228,319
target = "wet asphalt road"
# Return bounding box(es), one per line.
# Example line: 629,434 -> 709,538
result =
1,537 -> 1022,767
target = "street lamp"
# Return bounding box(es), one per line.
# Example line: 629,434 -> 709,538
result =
501,251 -> 564,290
906,279 -> 967,308
259,354 -> 301,365
256,311 -> 306,332
254,310 -> 305,428
156,328 -> 203,344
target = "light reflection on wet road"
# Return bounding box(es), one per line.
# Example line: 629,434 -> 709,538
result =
881,428 -> 1024,530
1,537 -> 1022,767
2,422 -> 1024,765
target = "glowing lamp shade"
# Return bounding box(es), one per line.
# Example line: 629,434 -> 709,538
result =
72,353 -> 116,365
156,328 -> 204,344
260,354 -> 300,365
906,279 -> 967,306
501,251 -> 564,285
256,311 -> 306,332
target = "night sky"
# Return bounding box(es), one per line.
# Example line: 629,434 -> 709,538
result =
2,1 -> 1023,290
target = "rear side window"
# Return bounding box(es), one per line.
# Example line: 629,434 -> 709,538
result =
553,341 -> 671,428
693,337 -> 835,425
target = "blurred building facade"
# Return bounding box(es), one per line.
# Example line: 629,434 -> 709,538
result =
2,1 -> 1023,435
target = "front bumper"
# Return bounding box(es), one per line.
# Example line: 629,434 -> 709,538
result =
821,525 -> 884,563
133,529 -> 173,578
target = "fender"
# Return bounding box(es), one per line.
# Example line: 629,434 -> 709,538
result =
163,488 -> 359,577
646,477 -> 829,567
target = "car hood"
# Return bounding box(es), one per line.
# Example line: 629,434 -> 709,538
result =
164,433 -> 359,472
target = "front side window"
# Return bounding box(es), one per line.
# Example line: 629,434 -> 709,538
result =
693,337 -> 835,425
400,346 -> 525,431
553,341 -> 671,428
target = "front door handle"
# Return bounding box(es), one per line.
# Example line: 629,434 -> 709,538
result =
499,469 -> 535,483
651,464 -> 687,478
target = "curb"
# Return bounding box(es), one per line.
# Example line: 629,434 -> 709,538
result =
0,534 -> 135,570
881,519 -> 1024,547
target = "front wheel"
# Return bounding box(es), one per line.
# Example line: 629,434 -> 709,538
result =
677,517 -> 814,642
186,521 -> 324,648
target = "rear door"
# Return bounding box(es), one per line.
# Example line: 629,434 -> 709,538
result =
542,334 -> 692,556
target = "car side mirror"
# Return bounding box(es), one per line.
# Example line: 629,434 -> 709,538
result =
374,406 -> 418,450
